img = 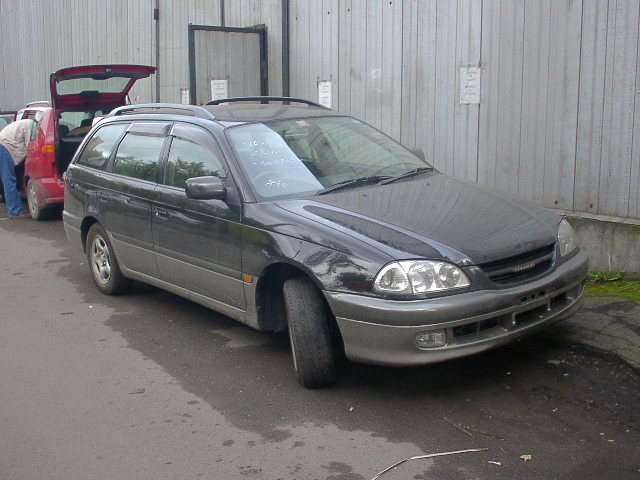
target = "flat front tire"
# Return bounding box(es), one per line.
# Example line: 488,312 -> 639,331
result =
86,224 -> 131,295
283,277 -> 336,388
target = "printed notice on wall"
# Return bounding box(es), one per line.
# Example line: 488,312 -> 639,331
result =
180,88 -> 190,105
210,79 -> 229,101
318,81 -> 332,109
460,67 -> 481,104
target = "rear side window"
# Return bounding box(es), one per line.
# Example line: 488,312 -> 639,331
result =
75,123 -> 127,170
112,131 -> 166,182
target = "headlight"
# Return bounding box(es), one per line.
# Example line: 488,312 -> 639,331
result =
373,260 -> 470,295
557,218 -> 578,257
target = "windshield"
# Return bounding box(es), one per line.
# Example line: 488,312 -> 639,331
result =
227,116 -> 430,199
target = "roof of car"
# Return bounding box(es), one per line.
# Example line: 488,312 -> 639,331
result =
106,98 -> 347,126
204,103 -> 346,123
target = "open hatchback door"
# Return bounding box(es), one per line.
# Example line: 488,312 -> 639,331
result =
17,64 -> 156,220
50,64 -> 157,109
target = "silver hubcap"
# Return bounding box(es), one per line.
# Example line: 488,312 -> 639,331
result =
90,235 -> 111,286
28,183 -> 39,216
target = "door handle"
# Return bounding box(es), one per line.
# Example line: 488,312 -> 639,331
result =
154,208 -> 169,218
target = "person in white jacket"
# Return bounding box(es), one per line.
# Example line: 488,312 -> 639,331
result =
0,119 -> 34,218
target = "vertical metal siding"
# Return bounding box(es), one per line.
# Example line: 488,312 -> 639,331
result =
289,0 -> 313,102
380,0 -> 403,139
224,0 -> 283,96
597,0 -> 639,217
432,1 -> 459,178
575,1 -> 609,215
399,1 -> 481,182
479,0 -> 525,195
0,0 -> 156,107
191,28 -> 263,103
575,0 -> 640,218
291,1 -> 402,131
286,0 -> 638,219
400,1 -> 437,168
453,0 -> 482,183
1,0 -> 638,220
632,10 -> 640,220
542,1 -> 582,211
157,0 -> 222,103
337,0 -> 352,113
519,0 -> 552,204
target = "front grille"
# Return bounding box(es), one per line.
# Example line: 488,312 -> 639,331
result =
480,244 -> 555,285
451,289 -> 575,341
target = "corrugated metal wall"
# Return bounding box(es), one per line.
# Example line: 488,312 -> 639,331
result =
0,0 -> 156,106
1,0 -> 638,220
288,0 -> 640,220
224,0 -> 283,96
157,0 -> 282,103
157,0 -> 221,103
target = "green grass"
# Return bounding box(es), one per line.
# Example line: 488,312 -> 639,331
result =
585,279 -> 640,301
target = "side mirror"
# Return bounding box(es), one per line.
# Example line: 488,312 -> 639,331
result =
185,175 -> 226,200
412,148 -> 426,162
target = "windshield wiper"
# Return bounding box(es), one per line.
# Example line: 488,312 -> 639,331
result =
317,175 -> 392,195
378,166 -> 434,185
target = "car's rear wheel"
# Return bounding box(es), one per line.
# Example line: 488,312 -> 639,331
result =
27,179 -> 54,220
86,223 -> 131,295
283,277 -> 336,388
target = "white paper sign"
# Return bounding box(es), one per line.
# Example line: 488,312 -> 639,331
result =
210,79 -> 229,101
460,67 -> 481,104
180,88 -> 190,105
318,81 -> 332,109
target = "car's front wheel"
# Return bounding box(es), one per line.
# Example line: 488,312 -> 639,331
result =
283,277 -> 336,388
86,223 -> 131,295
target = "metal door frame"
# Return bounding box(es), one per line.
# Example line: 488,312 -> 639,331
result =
188,24 -> 268,105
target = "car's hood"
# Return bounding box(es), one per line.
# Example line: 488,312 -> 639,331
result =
274,173 -> 560,265
50,64 -> 156,109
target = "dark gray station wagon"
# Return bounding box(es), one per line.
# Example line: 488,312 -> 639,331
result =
63,98 -> 589,388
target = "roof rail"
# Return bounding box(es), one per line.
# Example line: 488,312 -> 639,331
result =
107,103 -> 216,120
26,100 -> 51,107
207,96 -> 329,109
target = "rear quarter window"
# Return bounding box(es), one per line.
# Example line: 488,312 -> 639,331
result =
75,123 -> 127,170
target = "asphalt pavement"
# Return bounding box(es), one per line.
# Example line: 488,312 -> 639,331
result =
1,203 -> 639,479
557,296 -> 640,370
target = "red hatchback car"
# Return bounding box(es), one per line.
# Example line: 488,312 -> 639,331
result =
15,64 -> 156,219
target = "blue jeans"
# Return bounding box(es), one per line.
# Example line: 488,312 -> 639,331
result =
0,145 -> 23,216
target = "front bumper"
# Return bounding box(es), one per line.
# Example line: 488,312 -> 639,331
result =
325,250 -> 589,366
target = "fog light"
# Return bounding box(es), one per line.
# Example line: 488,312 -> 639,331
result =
415,330 -> 447,349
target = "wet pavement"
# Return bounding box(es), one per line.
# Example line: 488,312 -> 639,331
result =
1,205 -> 639,479
558,296 -> 640,370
